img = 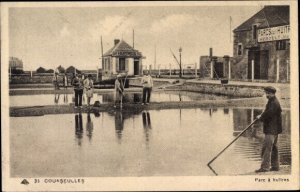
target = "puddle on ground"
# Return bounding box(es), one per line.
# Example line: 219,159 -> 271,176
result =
10,108 -> 291,177
9,91 -> 231,107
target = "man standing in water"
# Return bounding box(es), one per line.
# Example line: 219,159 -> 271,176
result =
255,86 -> 282,173
114,74 -> 124,108
84,74 -> 94,107
141,71 -> 153,105
72,73 -> 84,109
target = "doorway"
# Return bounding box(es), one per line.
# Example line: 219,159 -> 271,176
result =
213,62 -> 224,78
248,49 -> 260,79
248,49 -> 269,80
134,60 -> 139,75
259,50 -> 269,79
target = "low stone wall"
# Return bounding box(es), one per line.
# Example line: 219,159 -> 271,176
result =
129,78 -> 264,98
180,82 -> 264,98
129,78 -> 175,87
10,74 -> 58,84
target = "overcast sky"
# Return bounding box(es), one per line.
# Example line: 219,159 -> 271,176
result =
9,3 -> 263,71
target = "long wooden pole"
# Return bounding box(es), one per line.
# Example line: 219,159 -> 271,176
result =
207,119 -> 258,166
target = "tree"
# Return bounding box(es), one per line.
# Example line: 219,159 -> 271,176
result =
36,67 -> 47,73
46,69 -> 54,73
66,66 -> 80,74
57,65 -> 65,73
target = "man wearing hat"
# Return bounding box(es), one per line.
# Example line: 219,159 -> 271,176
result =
255,86 -> 282,173
114,74 -> 124,108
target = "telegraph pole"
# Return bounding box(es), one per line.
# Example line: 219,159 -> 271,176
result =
179,47 -> 182,78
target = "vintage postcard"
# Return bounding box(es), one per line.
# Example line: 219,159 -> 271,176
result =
1,1 -> 299,191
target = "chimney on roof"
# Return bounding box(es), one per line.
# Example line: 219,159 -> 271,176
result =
114,39 -> 120,45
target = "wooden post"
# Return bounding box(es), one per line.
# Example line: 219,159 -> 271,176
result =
251,108 -> 254,123
195,62 -> 197,78
101,36 -> 104,70
210,60 -> 214,78
251,60 -> 254,81
158,65 -> 160,76
276,58 -> 280,82
228,60 -> 231,80
96,66 -> 99,81
286,60 -> 289,82
30,70 -> 33,78
169,63 -> 171,77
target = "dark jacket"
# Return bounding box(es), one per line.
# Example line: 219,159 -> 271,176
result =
72,77 -> 83,90
260,96 -> 282,135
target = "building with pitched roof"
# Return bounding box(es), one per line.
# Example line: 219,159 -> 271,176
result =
102,39 -> 143,80
231,5 -> 290,82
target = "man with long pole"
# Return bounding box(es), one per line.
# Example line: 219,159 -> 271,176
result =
255,86 -> 282,173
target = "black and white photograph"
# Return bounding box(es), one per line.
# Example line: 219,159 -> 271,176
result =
1,1 -> 299,191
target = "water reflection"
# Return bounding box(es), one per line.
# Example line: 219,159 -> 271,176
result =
63,93 -> 68,104
11,91 -> 231,107
223,108 -> 229,115
232,108 -> 291,165
115,111 -> 124,143
10,107 -> 291,177
86,113 -> 94,142
203,108 -> 218,117
54,93 -> 60,104
75,113 -> 83,146
142,111 -> 152,145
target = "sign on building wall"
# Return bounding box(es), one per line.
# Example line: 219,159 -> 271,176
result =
114,51 -> 140,57
257,25 -> 290,42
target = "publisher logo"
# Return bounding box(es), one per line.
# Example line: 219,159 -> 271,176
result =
21,179 -> 29,185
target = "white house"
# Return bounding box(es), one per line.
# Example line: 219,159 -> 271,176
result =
102,39 -> 143,80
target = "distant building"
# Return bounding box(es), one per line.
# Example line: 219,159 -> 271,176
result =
199,55 -> 232,79
9,57 -> 23,71
102,39 -> 143,80
66,66 -> 81,74
232,5 -> 290,82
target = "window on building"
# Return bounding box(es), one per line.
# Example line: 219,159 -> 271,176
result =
104,58 -> 111,71
119,58 -> 126,71
276,40 -> 287,50
237,43 -> 243,56
252,25 -> 257,40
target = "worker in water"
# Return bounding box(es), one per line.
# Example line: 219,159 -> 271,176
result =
141,70 -> 153,105
114,74 -> 124,108
255,86 -> 282,173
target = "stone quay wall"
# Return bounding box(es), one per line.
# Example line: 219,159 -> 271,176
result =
129,78 -> 264,98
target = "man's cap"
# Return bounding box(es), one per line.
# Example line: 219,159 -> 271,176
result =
264,86 -> 276,93
117,74 -> 122,77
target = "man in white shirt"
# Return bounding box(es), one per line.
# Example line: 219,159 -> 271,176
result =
141,71 -> 153,105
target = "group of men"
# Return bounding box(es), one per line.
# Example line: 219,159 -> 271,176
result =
113,71 -> 153,108
72,73 -> 94,108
